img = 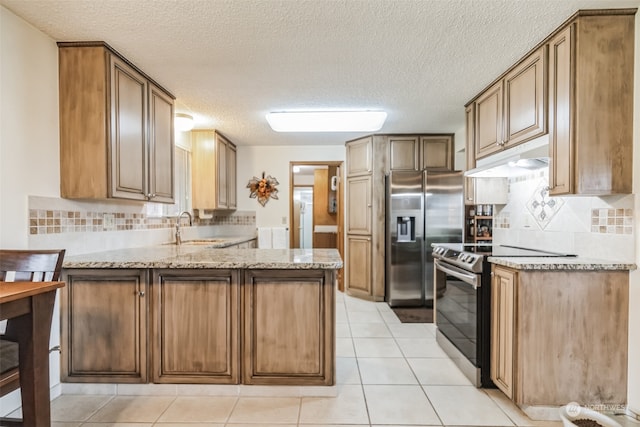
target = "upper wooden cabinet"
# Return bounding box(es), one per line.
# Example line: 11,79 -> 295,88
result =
548,11 -> 635,196
472,47 -> 547,160
420,135 -> 454,171
58,42 -> 175,203
388,135 -> 454,171
191,130 -> 238,210
346,136 -> 373,176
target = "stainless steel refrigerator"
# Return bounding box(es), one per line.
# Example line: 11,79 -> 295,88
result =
385,170 -> 464,307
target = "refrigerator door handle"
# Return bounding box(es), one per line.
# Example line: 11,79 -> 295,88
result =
434,259 -> 479,289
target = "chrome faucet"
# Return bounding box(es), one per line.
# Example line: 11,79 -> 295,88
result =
175,211 -> 193,245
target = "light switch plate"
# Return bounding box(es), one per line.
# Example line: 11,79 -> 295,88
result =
103,213 -> 115,230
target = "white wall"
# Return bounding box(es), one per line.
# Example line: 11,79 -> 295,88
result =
628,9 -> 640,416
0,6 -> 60,249
236,145 -> 345,228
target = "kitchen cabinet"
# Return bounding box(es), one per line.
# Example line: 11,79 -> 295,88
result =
420,135 -> 454,171
388,135 -> 454,172
58,42 -> 175,203
548,11 -> 635,196
471,47 -> 546,161
490,266 -> 516,398
60,269 -> 148,383
151,269 -> 240,384
490,265 -> 628,408
345,135 -> 385,301
191,130 -> 238,210
242,269 -> 335,385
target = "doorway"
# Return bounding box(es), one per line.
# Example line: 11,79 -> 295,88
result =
289,161 -> 344,291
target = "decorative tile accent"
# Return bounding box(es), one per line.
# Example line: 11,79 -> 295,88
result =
525,183 -> 564,230
591,208 -> 634,235
28,208 -> 256,235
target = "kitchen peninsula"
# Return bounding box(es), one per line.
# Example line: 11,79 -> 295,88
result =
60,246 -> 342,387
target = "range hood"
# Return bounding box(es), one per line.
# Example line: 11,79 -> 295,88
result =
465,135 -> 550,178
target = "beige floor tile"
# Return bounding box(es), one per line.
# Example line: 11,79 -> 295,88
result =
387,323 -> 432,338
364,384 -> 441,425
227,397 -> 300,423
344,296 -> 379,312
380,311 -> 402,324
51,394 -> 113,422
424,385 -> 514,426
358,357 -> 418,385
353,337 -> 403,357
82,424 -> 152,427
396,337 -> 449,358
335,322 -> 351,337
52,423 -> 82,427
154,424 -> 223,427
156,396 -> 237,423
336,337 -> 355,357
347,310 -> 385,323
87,396 -> 175,423
336,357 -> 361,384
407,357 -> 472,385
349,322 -> 392,338
375,302 -> 393,312
299,385 -> 369,424
484,388 -> 537,426
335,305 -> 348,323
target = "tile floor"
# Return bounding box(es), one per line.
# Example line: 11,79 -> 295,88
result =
10,291 -> 640,427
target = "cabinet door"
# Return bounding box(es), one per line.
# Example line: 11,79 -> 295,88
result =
346,137 -> 372,176
346,235 -> 372,296
475,81 -> 503,159
346,175 -> 372,235
148,83 -> 175,203
421,136 -> 453,171
243,270 -> 335,385
389,136 -> 419,171
491,266 -> 516,399
465,105 -> 476,171
109,55 -> 148,201
152,270 -> 240,384
464,177 -> 475,206
503,47 -> 547,148
548,26 -> 573,196
227,142 -> 237,209
61,269 -> 147,383
217,136 -> 229,209
191,130 -> 217,209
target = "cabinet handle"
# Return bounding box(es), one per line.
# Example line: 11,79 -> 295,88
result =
139,291 -> 145,297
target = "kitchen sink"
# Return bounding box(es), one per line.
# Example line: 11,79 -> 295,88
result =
164,239 -> 226,246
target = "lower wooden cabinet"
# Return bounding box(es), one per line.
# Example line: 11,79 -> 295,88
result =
151,269 -> 240,384
490,265 -> 629,407
242,270 -> 335,385
60,269 -> 148,383
345,235 -> 372,298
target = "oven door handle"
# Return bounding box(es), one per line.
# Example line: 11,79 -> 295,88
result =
434,259 -> 480,289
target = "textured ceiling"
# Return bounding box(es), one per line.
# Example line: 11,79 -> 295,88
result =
1,0 -> 637,146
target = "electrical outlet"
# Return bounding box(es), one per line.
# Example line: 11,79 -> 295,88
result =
282,216 -> 287,224
103,213 -> 115,230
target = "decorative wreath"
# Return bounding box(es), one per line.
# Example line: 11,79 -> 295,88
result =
247,172 -> 279,206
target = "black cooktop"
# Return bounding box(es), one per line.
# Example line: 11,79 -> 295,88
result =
435,243 -> 576,257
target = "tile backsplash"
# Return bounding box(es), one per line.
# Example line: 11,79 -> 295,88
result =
492,169 -> 635,261
27,196 -> 256,256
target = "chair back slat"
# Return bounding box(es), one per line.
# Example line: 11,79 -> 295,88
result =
0,250 -> 65,283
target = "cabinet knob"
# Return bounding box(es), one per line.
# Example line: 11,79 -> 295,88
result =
139,291 -> 145,297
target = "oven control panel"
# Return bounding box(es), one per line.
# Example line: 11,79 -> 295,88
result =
432,245 -> 485,273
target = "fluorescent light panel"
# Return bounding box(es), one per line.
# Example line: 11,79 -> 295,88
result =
266,111 -> 387,132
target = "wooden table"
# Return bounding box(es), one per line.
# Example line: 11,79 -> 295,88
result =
0,281 -> 64,426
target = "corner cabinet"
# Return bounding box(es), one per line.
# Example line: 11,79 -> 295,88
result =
548,11 -> 635,196
151,269 -> 240,384
60,269 -> 148,383
490,264 -> 629,408
58,42 -> 175,203
191,130 -> 237,210
471,46 -> 547,161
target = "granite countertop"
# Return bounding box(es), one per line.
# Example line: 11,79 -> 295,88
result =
488,256 -> 637,271
63,246 -> 343,270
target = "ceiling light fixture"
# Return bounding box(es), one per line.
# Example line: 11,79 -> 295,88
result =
175,113 -> 195,132
266,111 -> 387,132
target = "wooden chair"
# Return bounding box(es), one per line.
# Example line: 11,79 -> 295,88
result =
0,249 -> 65,397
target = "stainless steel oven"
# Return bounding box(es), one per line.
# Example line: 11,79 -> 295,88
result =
432,243 -> 576,388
